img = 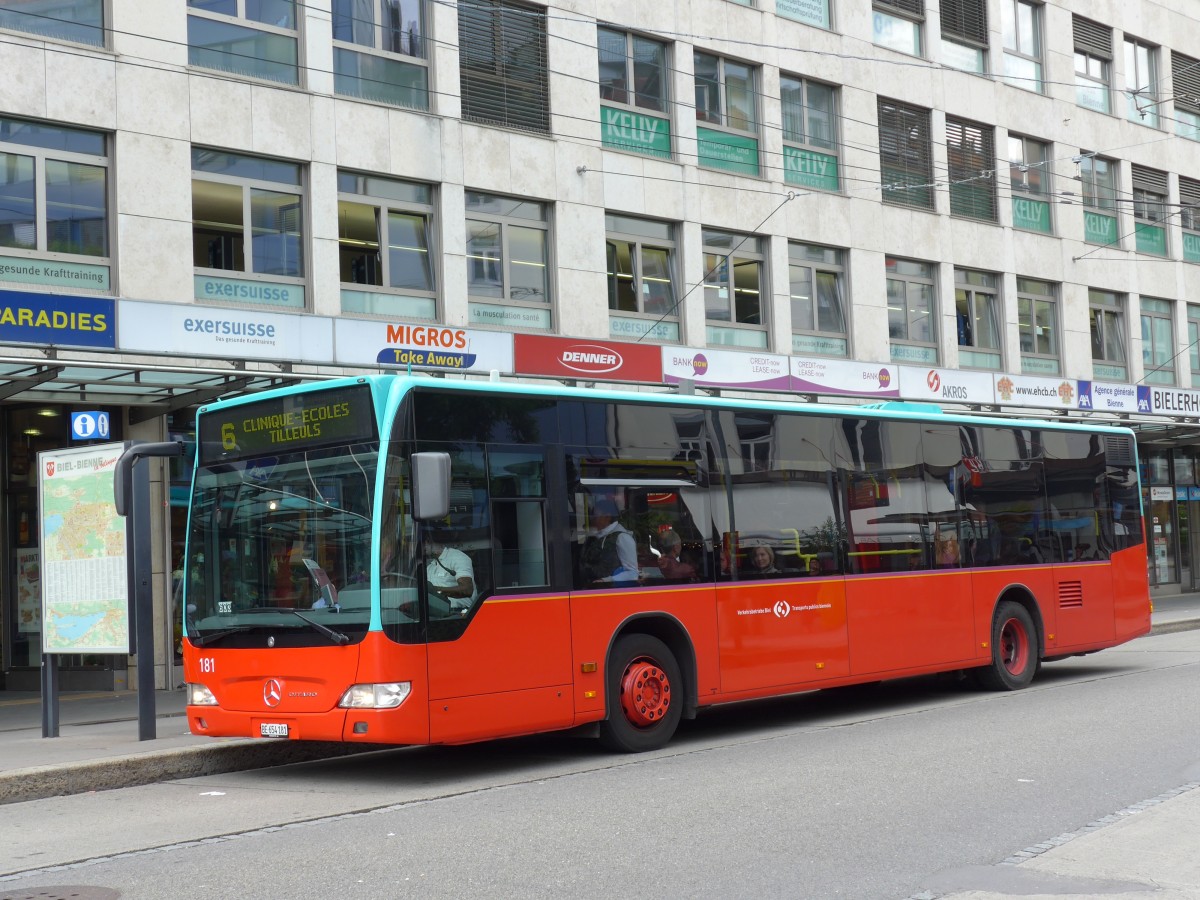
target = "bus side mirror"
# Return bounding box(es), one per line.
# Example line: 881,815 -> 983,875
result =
411,451 -> 451,521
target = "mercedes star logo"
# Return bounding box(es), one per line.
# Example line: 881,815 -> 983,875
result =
264,678 -> 283,708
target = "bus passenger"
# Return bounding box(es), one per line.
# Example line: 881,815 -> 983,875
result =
580,497 -> 638,585
936,533 -> 960,566
656,530 -> 696,581
747,545 -> 780,577
425,534 -> 477,608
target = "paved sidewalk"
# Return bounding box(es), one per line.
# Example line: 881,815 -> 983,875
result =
915,781 -> 1200,899
0,687 -> 365,804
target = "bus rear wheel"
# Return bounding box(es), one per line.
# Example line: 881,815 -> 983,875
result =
977,600 -> 1038,691
599,634 -> 682,753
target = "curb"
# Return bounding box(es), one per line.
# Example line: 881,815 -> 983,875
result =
1149,617 -> 1200,636
0,740 -> 384,806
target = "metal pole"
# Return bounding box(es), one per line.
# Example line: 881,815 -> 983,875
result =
114,440 -> 184,742
130,453 -> 155,740
40,654 -> 59,738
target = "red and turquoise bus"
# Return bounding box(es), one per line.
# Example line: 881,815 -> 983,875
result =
182,375 -> 1150,751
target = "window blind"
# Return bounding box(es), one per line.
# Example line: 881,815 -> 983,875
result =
946,117 -> 996,220
878,98 -> 933,209
1172,52 -> 1200,114
1132,164 -> 1168,196
876,0 -> 924,19
940,0 -> 987,45
1073,16 -> 1112,59
458,0 -> 550,134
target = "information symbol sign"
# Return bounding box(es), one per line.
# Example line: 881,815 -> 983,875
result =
70,411 -> 110,441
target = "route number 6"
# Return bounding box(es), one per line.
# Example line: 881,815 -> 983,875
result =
221,423 -> 236,450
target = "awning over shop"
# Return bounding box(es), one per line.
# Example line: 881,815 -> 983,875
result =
0,355 -> 328,423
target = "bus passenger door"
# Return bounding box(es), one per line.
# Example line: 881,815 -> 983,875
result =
424,443 -> 576,744
712,410 -> 852,693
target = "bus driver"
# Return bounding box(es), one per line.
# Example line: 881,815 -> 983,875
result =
425,534 -> 476,609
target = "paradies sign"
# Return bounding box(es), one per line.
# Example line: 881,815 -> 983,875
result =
199,385 -> 377,463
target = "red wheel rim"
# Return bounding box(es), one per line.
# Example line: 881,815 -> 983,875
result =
999,617 -> 1029,675
618,656 -> 671,728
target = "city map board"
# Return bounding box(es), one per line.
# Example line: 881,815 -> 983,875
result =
38,442 -> 130,654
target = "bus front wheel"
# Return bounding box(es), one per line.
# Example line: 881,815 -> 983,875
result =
977,600 -> 1038,691
599,634 -> 682,753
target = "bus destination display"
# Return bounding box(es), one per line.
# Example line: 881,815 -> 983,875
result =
199,385 -> 376,462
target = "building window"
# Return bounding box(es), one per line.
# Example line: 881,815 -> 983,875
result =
703,228 -> 766,349
1001,0 -> 1042,92
1187,305 -> 1200,379
946,117 -> 996,221
1090,290 -> 1127,381
1016,278 -> 1059,375
789,243 -> 847,357
940,0 -> 988,73
1140,298 -> 1175,385
1008,134 -> 1052,234
1073,16 -> 1112,114
187,0 -> 298,85
458,0 -> 548,134
337,172 -> 435,319
1132,165 -> 1169,257
1080,153 -> 1119,247
465,191 -> 550,330
955,269 -> 1001,370
1124,38 -> 1159,127
873,0 -> 923,57
332,0 -> 429,110
606,214 -> 678,342
597,28 -> 670,159
886,257 -> 937,364
1172,52 -> 1200,141
778,0 -> 830,28
0,0 -> 104,46
191,148 -> 305,308
1180,176 -> 1200,263
780,75 -> 839,192
0,117 -> 110,292
878,98 -> 932,209
694,52 -> 760,176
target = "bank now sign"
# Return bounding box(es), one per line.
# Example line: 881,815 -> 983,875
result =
513,334 -> 662,383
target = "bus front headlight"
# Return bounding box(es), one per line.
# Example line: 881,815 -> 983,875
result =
338,682 -> 411,709
187,683 -> 218,706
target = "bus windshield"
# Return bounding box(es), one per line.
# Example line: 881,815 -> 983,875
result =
186,442 -> 378,646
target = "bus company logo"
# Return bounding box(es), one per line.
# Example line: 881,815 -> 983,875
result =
773,600 -> 791,619
1057,381 -> 1075,405
692,354 -> 709,376
926,370 -> 940,392
996,377 -> 1014,401
558,344 -> 623,374
263,679 -> 282,708
44,460 -> 55,478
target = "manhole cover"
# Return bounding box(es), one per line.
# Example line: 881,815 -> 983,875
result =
1,888 -> 120,900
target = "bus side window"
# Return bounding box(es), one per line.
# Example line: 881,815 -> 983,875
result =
488,448 -> 548,590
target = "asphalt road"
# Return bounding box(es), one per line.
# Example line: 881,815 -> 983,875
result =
4,628 -> 1200,900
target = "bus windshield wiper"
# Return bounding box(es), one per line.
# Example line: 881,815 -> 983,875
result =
190,624 -> 259,647
286,609 -> 350,645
